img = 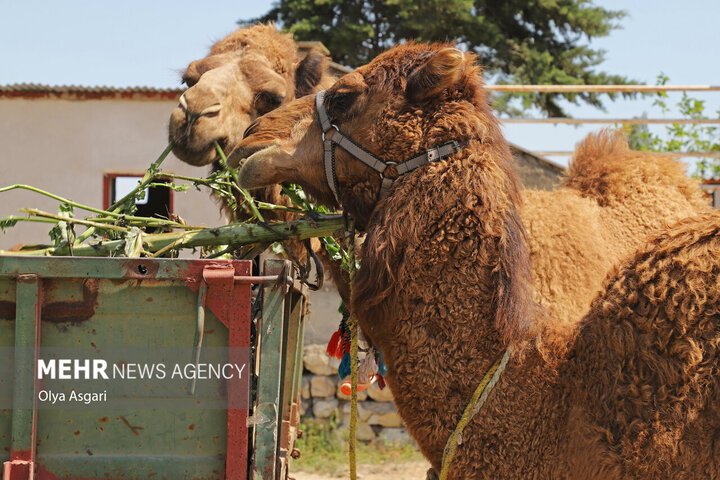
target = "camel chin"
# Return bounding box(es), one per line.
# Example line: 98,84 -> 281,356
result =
236,145 -> 293,190
170,141 -> 220,167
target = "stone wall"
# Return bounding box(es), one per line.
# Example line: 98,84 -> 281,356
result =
301,344 -> 412,445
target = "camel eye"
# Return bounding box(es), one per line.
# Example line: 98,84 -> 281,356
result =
334,92 -> 356,110
326,90 -> 360,119
255,91 -> 284,115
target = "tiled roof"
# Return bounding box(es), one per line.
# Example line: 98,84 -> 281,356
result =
1,41 -> 353,99
0,83 -> 182,100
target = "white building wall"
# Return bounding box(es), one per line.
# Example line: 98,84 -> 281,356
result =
0,98 -> 224,249
0,96 -> 343,341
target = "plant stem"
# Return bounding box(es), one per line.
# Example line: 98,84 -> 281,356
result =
149,234 -> 188,258
0,216 -> 58,225
1,215 -> 344,257
108,142 -> 174,211
214,142 -> 265,222
0,184 -> 187,228
75,142 -> 174,243
20,209 -> 129,232
256,202 -> 306,214
86,216 -> 204,230
0,184 -> 117,217
156,171 -> 235,188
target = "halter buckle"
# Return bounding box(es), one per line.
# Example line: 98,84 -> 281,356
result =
426,146 -> 441,162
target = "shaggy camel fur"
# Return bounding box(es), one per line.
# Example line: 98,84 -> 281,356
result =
525,133 -> 708,357
168,23 -> 348,294
229,43 -> 716,476
415,211 -> 720,478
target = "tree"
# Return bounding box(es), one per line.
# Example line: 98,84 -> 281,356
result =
244,0 -> 634,116
625,75 -> 720,179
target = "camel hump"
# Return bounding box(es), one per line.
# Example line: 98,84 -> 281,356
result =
563,129 -> 708,210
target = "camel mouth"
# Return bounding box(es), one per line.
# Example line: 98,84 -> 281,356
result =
226,141 -> 277,169
171,137 -> 229,167
236,144 -> 292,190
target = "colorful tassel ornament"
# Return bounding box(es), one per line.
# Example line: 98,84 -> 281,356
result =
338,352 -> 351,379
325,329 -> 343,359
376,349 -> 387,390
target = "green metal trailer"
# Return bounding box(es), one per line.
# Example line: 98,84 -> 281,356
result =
0,255 -> 307,480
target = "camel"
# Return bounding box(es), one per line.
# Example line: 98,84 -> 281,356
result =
169,23 -> 332,168
524,132 -> 708,357
167,23 -> 350,294
228,43 -> 718,477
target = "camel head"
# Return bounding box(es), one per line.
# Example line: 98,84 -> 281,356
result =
229,42 -> 501,225
169,24 -> 329,166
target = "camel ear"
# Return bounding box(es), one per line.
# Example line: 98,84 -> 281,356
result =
407,48 -> 465,102
295,49 -> 328,98
184,56 -> 224,83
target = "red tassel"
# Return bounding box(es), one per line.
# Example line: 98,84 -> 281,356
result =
332,332 -> 347,359
326,330 -> 341,358
377,374 -> 386,390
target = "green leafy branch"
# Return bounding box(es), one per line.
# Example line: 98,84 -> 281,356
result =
0,142 -> 344,258
624,74 -> 720,179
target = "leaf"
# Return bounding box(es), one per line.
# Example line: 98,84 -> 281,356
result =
320,236 -> 342,261
0,216 -> 19,233
124,227 -> 144,258
48,203 -> 74,247
49,222 -> 65,247
58,202 -> 74,216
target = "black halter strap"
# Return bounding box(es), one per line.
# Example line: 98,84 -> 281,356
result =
315,90 -> 463,206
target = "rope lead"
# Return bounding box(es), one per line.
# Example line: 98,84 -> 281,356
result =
345,223 -> 359,480
439,347 -> 512,480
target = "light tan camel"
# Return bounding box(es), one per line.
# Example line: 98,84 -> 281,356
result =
169,23 -> 332,168
167,23 -> 348,294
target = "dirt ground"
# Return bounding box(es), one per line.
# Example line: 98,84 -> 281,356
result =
293,461 -> 431,480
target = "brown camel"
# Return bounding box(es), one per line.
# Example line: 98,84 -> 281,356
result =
228,43 -> 717,477
524,132 -> 708,358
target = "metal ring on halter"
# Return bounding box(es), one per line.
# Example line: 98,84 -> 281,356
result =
379,161 -> 399,180
322,124 -> 340,142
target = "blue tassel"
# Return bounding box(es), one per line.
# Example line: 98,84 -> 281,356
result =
338,352 -> 351,379
377,350 -> 387,377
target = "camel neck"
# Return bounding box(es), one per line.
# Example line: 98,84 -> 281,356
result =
351,138 -> 541,471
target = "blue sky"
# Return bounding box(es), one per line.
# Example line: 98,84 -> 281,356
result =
1,0 -> 718,166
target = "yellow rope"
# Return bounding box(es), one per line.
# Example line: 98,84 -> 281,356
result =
345,226 -> 358,480
439,348 -> 512,480
348,311 -> 358,480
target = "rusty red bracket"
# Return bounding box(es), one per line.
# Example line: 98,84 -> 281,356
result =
203,265 -> 293,287
190,265 -> 293,395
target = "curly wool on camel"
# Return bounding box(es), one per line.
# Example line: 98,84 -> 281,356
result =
230,42 -> 716,477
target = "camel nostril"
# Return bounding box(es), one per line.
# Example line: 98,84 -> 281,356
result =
243,119 -> 260,139
178,93 -> 188,111
185,111 -> 200,133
